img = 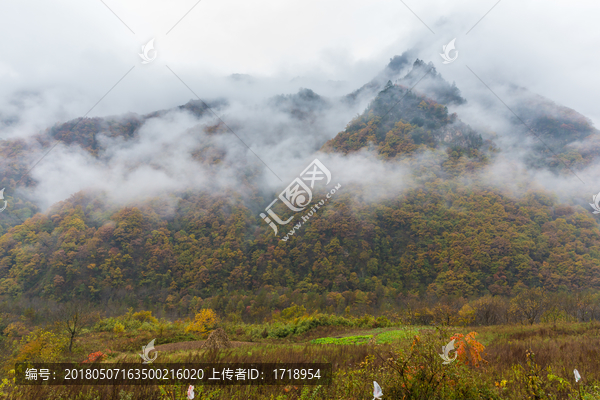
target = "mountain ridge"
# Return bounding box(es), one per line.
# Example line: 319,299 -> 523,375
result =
0,56 -> 598,313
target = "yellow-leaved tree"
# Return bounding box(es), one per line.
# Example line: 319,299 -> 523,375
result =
185,309 -> 218,334
132,310 -> 158,324
272,303 -> 307,322
14,329 -> 69,363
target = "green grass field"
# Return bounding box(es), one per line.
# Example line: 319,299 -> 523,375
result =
310,335 -> 372,344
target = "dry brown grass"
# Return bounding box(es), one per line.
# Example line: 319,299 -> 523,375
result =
481,322 -> 600,388
8,322 -> 600,399
8,342 -> 380,399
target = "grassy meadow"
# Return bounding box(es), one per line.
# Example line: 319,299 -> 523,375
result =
2,309 -> 600,399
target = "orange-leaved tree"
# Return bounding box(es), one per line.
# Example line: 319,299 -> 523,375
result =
450,331 -> 486,367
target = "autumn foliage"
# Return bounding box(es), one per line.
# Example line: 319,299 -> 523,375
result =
0,59 -> 599,331
450,331 -> 486,367
82,351 -> 106,363
185,309 -> 218,334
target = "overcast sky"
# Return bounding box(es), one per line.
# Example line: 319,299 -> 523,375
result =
1,0 -> 599,128
1,0 -> 600,211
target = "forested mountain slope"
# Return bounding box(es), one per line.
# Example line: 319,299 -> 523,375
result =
0,58 -> 599,317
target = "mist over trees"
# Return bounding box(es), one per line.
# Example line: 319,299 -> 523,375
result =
0,57 -> 598,323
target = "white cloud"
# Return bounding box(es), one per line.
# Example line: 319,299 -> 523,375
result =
2,0 -> 600,211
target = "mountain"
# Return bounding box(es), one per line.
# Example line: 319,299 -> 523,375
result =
322,76 -> 484,163
0,56 -> 599,318
269,88 -> 332,121
345,54 -> 465,107
501,86 -> 600,172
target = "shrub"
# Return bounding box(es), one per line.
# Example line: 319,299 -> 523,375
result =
132,310 -> 158,324
269,324 -> 294,338
93,317 -> 118,332
82,351 -> 106,363
113,322 -> 125,333
12,328 -> 68,363
380,330 -> 498,399
374,316 -> 391,328
138,322 -> 154,332
274,303 -> 307,321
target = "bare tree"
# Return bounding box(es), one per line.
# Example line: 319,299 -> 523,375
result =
562,292 -> 592,322
543,293 -> 566,326
431,296 -> 466,326
57,302 -> 93,353
510,288 -> 547,325
590,293 -> 600,322
397,294 -> 422,325
472,295 -> 508,325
